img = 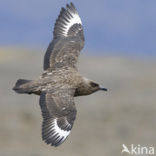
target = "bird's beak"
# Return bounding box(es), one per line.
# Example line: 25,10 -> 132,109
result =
99,86 -> 108,91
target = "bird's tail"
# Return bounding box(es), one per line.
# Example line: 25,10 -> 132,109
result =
13,79 -> 35,94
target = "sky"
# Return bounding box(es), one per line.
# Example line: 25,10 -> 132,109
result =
0,0 -> 156,57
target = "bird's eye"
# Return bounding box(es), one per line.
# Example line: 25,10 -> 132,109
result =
90,82 -> 99,87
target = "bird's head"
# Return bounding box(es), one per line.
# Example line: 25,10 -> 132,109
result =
89,81 -> 107,92
74,78 -> 107,96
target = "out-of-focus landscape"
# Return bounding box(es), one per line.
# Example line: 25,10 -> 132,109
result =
0,47 -> 156,156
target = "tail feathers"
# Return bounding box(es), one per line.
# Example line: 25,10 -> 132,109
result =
13,79 -> 32,94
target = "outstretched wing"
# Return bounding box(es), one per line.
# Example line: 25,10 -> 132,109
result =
39,88 -> 76,147
44,2 -> 84,70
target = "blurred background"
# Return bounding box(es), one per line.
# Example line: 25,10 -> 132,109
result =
0,0 -> 156,156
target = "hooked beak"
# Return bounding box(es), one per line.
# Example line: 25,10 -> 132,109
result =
99,86 -> 108,91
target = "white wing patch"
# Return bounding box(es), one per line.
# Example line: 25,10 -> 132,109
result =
51,118 -> 70,144
63,11 -> 82,36
54,3 -> 83,38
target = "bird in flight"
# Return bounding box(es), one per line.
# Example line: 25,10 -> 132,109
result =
13,2 -> 107,147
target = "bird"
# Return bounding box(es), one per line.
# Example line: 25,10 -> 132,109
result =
13,2 -> 107,147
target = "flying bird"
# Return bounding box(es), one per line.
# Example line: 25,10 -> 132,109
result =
13,2 -> 107,147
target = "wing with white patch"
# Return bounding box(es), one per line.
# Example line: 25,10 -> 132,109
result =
43,2 -> 84,70
53,2 -> 83,38
39,88 -> 76,147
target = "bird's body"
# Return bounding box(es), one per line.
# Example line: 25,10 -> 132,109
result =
13,2 -> 107,147
15,65 -> 95,96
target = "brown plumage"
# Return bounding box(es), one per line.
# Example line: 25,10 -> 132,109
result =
13,2 -> 107,147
